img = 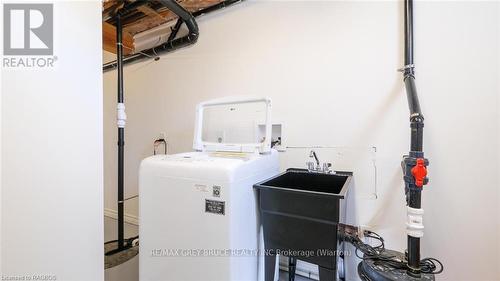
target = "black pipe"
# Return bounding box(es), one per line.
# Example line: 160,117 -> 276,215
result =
404,0 -> 414,77
409,118 -> 424,153
159,0 -> 198,30
167,18 -> 183,42
402,0 -> 425,277
192,0 -> 242,17
403,0 -> 421,119
103,0 -> 242,72
106,0 -> 201,256
405,77 -> 422,119
116,13 -> 125,251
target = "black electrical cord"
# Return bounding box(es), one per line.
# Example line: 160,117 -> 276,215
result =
342,229 -> 443,275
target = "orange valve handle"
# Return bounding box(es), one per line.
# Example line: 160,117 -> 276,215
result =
411,158 -> 427,187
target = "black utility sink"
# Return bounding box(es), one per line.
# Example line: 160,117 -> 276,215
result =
254,168 -> 352,281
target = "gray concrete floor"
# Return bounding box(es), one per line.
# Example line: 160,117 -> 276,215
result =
104,216 -> 312,281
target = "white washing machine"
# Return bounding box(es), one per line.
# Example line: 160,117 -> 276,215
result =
139,98 -> 280,281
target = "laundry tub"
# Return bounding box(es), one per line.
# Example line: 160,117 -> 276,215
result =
254,168 -> 352,281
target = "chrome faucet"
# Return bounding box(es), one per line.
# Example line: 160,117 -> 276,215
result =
306,150 -> 333,174
310,150 -> 320,167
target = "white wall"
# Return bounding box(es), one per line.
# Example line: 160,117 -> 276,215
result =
0,5 -> 3,274
103,1 -> 499,280
2,1 -> 104,280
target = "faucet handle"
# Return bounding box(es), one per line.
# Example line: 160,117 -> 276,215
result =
306,161 -> 315,171
323,162 -> 333,173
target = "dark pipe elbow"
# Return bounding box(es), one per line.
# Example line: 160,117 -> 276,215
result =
158,0 -> 199,35
404,76 -> 423,122
158,0 -> 199,45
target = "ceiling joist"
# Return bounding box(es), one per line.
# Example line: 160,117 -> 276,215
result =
102,22 -> 135,55
102,0 -> 224,54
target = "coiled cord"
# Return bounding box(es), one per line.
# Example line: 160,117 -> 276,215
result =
342,229 -> 443,275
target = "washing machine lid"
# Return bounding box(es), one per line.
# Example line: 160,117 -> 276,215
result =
193,97 -> 272,154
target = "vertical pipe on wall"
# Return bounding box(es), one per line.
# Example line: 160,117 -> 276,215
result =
403,0 -> 425,276
107,0 -> 196,255
404,0 -> 414,77
116,13 -> 125,251
105,0 -> 199,255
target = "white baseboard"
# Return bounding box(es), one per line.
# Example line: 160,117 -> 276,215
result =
104,208 -> 139,226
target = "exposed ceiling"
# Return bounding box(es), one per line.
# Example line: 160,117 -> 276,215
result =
103,0 -> 223,55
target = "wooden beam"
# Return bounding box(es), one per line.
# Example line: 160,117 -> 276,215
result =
178,0 -> 223,10
102,0 -> 116,11
103,22 -> 135,55
122,0 -> 222,35
102,0 -> 226,42
137,5 -> 165,20
122,5 -> 169,35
